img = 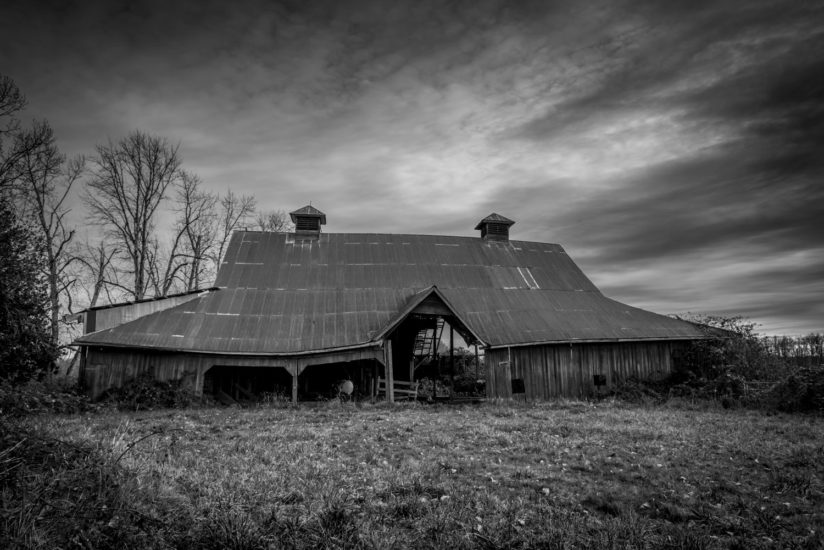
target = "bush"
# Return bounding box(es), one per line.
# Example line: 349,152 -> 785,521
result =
614,314 -> 824,413
0,194 -> 58,384
761,367 -> 824,413
99,373 -> 195,411
0,378 -> 94,417
671,315 -> 786,381
452,374 -> 485,396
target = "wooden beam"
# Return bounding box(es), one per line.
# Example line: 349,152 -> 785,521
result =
372,360 -> 379,401
474,343 -> 479,381
449,324 -> 454,398
290,362 -> 299,403
386,339 -> 395,404
296,348 -> 381,370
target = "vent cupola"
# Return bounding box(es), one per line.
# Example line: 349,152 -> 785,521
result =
290,205 -> 326,237
475,213 -> 514,242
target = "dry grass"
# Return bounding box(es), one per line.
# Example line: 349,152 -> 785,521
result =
4,400 -> 823,548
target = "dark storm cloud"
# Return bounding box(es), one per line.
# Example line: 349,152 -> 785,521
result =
514,1 -> 824,140
540,145 -> 824,264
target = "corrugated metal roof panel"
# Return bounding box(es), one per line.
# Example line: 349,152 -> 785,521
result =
77,232 -> 707,352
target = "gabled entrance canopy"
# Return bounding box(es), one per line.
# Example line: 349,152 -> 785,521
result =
372,285 -> 484,346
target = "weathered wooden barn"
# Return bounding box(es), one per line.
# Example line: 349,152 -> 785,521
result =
74,205 -> 708,402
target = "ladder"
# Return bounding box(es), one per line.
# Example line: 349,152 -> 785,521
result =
412,317 -> 445,369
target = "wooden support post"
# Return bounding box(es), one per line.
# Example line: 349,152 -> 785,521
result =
372,360 -> 379,401
291,363 -> 299,404
474,343 -> 479,381
386,339 -> 395,404
449,324 -> 454,398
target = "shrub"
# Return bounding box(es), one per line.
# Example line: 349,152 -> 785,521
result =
0,194 -> 58,384
671,315 -> 786,382
99,373 -> 195,411
614,314 -> 824,413
760,367 -> 824,413
452,374 -> 485,396
0,378 -> 94,417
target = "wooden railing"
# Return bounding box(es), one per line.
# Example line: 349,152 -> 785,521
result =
377,378 -> 419,401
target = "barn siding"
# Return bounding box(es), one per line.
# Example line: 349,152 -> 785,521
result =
486,341 -> 678,399
82,349 -> 292,399
81,347 -> 383,400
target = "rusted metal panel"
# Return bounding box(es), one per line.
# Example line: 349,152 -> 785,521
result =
77,231 -> 707,354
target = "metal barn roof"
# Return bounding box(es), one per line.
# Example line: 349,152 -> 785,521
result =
474,213 -> 515,229
75,231 -> 707,354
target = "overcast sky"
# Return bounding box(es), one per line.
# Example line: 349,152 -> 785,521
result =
2,0 -> 822,335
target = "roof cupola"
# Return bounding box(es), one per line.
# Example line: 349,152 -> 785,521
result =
475,213 -> 514,242
290,205 -> 326,237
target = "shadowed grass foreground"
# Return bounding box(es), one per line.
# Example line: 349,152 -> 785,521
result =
3,400 -> 823,549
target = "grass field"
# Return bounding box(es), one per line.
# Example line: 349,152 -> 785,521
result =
4,400 -> 823,549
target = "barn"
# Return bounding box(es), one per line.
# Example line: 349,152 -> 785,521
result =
74,205 -> 708,402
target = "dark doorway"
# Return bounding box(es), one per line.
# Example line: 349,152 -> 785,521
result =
299,359 -> 376,400
203,365 -> 291,404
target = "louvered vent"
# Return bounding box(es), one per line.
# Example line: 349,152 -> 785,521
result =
475,213 -> 515,242
289,205 -> 326,237
295,216 -> 320,232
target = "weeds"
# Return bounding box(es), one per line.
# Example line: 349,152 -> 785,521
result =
0,378 -> 95,417
2,402 -> 823,548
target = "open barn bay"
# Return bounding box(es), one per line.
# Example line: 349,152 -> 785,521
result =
4,402 -> 823,549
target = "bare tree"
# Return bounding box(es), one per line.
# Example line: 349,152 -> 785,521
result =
210,189 -> 256,270
254,209 -> 293,232
144,172 -> 223,295
72,239 -> 119,309
0,74 -> 49,191
16,121 -> 84,347
177,173 -> 218,290
84,131 -> 184,300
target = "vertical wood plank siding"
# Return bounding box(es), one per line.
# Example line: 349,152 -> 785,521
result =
486,341 -> 678,399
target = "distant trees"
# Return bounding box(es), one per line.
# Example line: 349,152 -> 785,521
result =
254,209 -> 291,232
84,131 -> 186,300
81,131 -> 282,298
209,189 -> 257,280
16,121 -> 84,348
72,240 -> 119,309
175,172 -> 218,292
0,75 -> 31,190
1,71 -> 296,380
763,333 -> 824,366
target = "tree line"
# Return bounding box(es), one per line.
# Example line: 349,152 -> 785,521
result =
0,74 -> 291,381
